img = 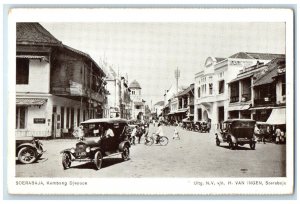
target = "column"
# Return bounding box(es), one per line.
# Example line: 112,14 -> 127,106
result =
182,98 -> 184,109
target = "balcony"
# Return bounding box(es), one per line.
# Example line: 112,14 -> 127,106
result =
230,96 -> 239,103
254,97 -> 276,106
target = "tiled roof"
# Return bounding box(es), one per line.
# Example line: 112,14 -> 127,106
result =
253,58 -> 285,87
176,84 -> 194,97
17,23 -> 61,46
229,52 -> 285,60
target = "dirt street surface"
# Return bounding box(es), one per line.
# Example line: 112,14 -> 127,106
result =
16,125 -> 286,178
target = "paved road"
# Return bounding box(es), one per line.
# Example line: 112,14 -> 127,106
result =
16,125 -> 286,178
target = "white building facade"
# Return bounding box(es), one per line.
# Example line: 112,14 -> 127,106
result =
194,53 -> 283,132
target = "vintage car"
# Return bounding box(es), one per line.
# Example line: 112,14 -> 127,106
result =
16,136 -> 45,164
60,118 -> 131,170
215,119 -> 256,150
194,121 -> 210,133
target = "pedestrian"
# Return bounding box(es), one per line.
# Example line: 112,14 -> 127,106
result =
275,126 -> 282,144
131,125 -> 138,145
173,124 -> 180,140
136,125 -> 143,144
144,123 -> 150,143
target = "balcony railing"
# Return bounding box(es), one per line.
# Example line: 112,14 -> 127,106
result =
254,97 -> 276,106
230,96 -> 239,103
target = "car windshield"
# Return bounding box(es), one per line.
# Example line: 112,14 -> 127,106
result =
233,121 -> 255,128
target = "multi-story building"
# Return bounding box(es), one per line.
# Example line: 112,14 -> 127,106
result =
194,53 -> 284,131
228,57 -> 285,123
16,23 -> 107,138
176,84 -> 195,121
129,80 -> 145,120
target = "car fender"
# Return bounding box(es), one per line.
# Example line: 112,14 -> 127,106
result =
215,133 -> 221,141
230,135 -> 237,144
16,143 -> 38,153
60,148 -> 73,154
90,147 -> 102,153
119,141 -> 131,151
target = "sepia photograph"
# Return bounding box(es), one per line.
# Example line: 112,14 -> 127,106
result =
7,8 -> 294,195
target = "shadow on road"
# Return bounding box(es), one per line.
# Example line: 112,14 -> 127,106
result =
16,157 -> 47,165
69,157 -> 126,170
218,145 -> 253,151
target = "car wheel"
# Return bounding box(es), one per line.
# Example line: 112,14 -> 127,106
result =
250,143 -> 256,150
229,141 -> 235,150
62,152 -> 72,170
159,136 -> 169,146
18,147 -> 37,164
94,151 -> 103,170
216,139 -> 220,146
122,146 -> 130,161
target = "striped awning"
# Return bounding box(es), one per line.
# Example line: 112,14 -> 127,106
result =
16,98 -> 47,106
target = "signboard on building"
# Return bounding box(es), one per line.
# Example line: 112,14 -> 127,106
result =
33,118 -> 46,124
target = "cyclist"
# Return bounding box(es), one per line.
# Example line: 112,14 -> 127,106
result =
155,123 -> 164,144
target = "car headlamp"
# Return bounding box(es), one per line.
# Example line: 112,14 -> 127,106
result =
86,147 -> 91,153
71,148 -> 75,154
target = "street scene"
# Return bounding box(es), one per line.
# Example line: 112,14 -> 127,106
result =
16,124 -> 286,178
15,22 -> 287,178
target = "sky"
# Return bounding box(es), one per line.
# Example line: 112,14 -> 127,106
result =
41,22 -> 285,105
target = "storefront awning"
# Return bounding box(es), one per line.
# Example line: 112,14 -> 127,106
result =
17,55 -> 49,62
266,108 -> 286,125
228,104 -> 251,111
16,98 -> 47,106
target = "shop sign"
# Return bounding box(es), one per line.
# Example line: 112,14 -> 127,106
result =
33,118 -> 46,124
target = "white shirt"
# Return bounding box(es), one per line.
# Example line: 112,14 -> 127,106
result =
156,126 -> 164,136
131,128 -> 137,137
105,128 -> 114,138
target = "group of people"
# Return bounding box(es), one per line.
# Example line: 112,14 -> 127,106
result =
254,124 -> 286,144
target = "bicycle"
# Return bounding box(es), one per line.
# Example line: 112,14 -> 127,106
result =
145,133 -> 169,146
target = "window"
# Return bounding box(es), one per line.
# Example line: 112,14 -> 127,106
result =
230,82 -> 239,103
16,58 -> 29,84
198,87 -> 201,98
66,108 -> 70,128
209,83 -> 213,95
197,108 -> 202,121
219,80 -> 225,94
61,107 -> 65,129
132,90 -> 135,95
16,106 -> 27,129
282,77 -> 286,96
83,110 -> 86,121
77,108 -> 80,126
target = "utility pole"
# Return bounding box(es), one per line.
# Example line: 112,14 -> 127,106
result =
175,67 -> 180,94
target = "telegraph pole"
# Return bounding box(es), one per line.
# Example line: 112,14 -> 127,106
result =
174,67 -> 180,94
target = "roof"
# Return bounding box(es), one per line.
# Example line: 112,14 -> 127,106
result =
17,23 -> 61,46
154,101 -> 164,106
176,84 -> 194,97
81,118 -> 128,124
129,80 -> 141,89
62,44 -> 106,76
253,58 -> 285,87
134,101 -> 144,106
16,98 -> 47,106
228,72 -> 254,84
229,52 -> 285,60
215,57 -> 226,63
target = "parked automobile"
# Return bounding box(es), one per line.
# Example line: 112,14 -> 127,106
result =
60,118 -> 131,170
16,136 -> 45,164
215,119 -> 256,150
195,121 -> 210,133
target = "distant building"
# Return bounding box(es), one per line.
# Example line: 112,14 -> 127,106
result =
129,80 -> 145,120
16,23 -> 107,138
152,101 -> 164,119
194,52 -> 285,131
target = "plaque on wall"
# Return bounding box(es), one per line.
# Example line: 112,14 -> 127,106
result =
33,118 -> 46,124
